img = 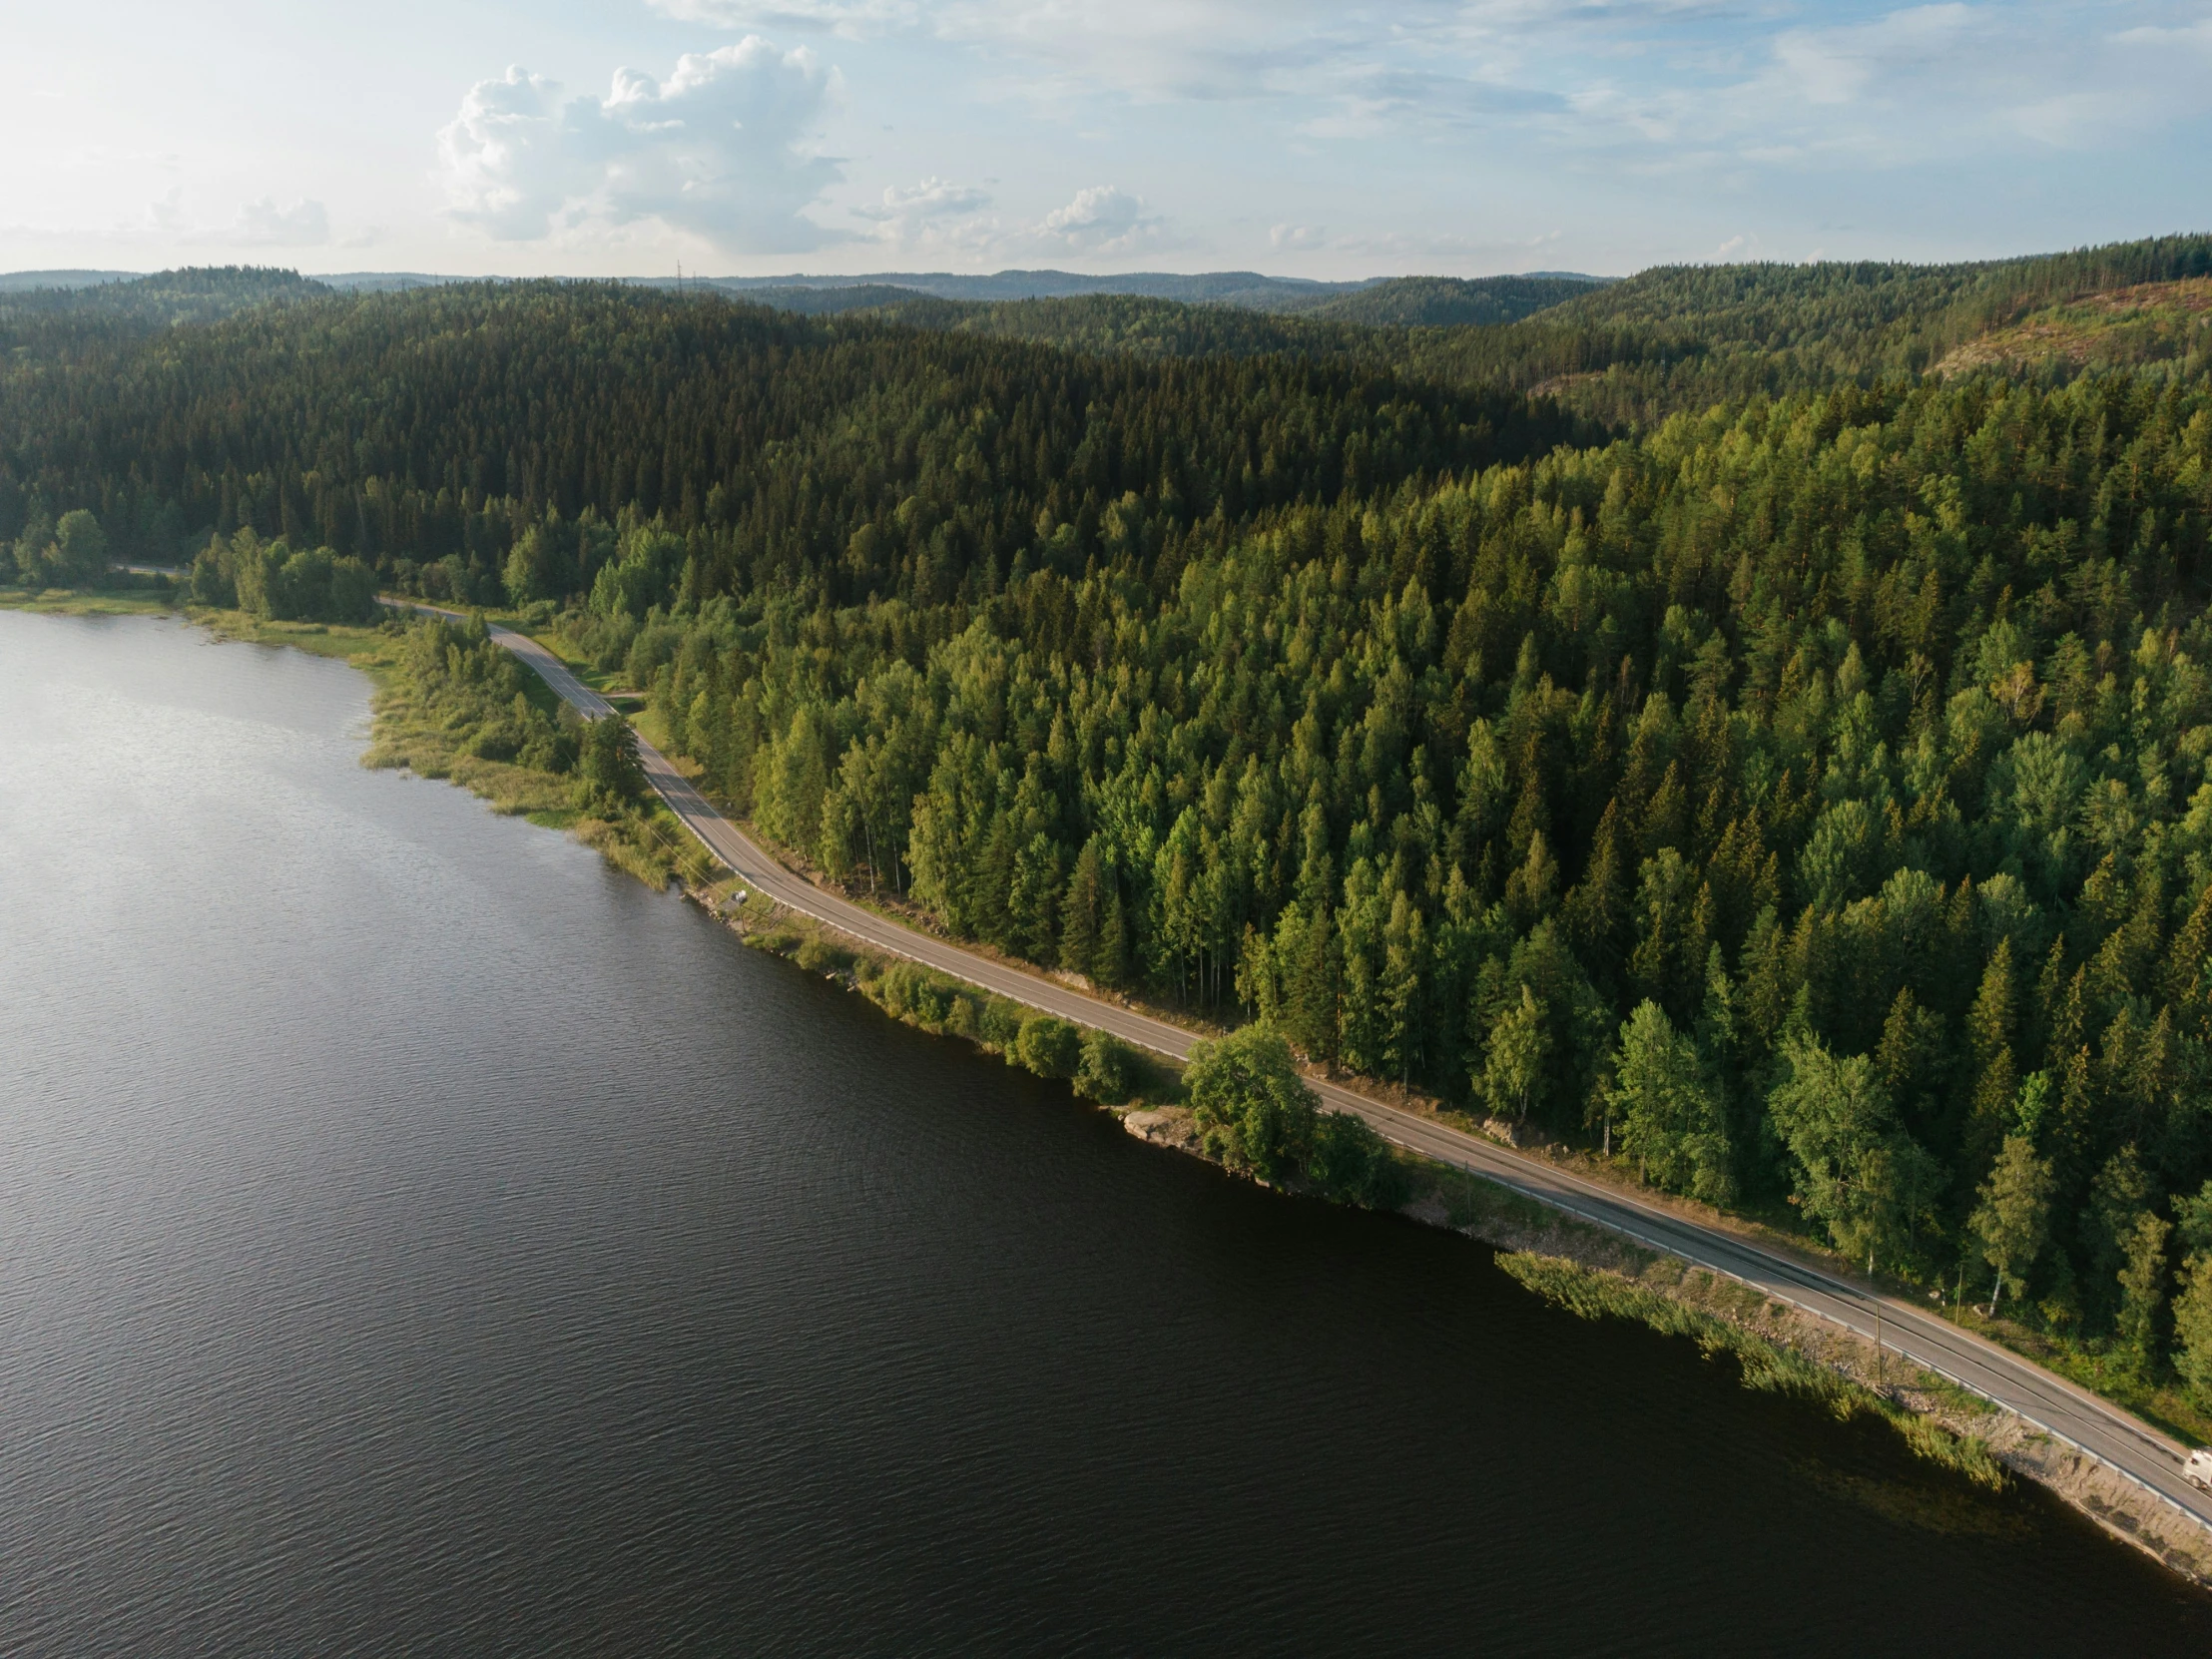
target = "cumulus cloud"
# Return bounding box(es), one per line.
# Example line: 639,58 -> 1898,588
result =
437,41 -> 841,252
854,176 -> 991,220
850,175 -> 999,255
1037,185 -> 1163,255
196,198 -> 329,248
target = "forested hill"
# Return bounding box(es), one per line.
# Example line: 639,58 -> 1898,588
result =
1280,274 -> 1606,327
0,266 -> 333,327
1385,236 -> 2212,421
10,245 -> 2212,1393
0,279 -> 1584,587
804,238 -> 2212,426
743,274 -> 1603,360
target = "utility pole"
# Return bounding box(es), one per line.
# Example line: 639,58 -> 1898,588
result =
1874,1301 -> 1883,1389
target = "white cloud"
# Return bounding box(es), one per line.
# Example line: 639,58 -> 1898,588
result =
230,197 -> 330,247
854,176 -> 991,220
2007,90 -> 2132,148
1037,185 -> 1164,255
804,1 -> 2212,174
1270,222 -> 1329,250
850,176 -> 1000,256
437,41 -> 842,253
634,0 -> 2212,180
2114,15 -> 2212,52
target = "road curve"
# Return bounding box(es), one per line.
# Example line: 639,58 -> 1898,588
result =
410,604 -> 2212,1536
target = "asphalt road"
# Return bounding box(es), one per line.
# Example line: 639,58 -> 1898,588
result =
428,606 -> 2212,1536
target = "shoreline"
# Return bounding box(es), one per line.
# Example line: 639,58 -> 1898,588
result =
17,593 -> 2210,1588
702,867 -> 2212,1587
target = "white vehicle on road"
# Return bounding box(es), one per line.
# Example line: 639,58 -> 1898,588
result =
2186,1448 -> 2212,1492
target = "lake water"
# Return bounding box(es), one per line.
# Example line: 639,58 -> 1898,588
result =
3,608 -> 2210,1655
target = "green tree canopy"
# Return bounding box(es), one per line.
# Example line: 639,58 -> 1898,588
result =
1970,1134 -> 2057,1316
1608,1000 -> 1732,1204
1186,1024 -> 1319,1184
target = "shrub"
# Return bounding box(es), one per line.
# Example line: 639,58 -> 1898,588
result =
978,996 -> 1026,1053
1075,1029 -> 1141,1104
796,935 -> 846,973
1308,1111 -> 1409,1209
901,968 -> 955,1029
1016,1013 -> 1082,1079
519,726 -> 579,775
947,992 -> 985,1040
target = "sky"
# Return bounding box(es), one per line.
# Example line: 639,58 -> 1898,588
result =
3,0 -> 2209,280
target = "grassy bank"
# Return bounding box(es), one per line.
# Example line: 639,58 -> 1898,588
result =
1,584 -> 179,618
359,614 -> 711,890
1492,1250 -> 2007,1488
192,607 -> 401,664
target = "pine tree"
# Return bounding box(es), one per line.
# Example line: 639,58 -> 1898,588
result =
1963,938 -> 2018,1181
2162,881 -> 2212,1036
1562,800 -> 1626,969
1060,840 -> 1105,978
1096,885 -> 1129,989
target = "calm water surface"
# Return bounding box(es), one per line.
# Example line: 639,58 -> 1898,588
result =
3,609 -> 2210,1656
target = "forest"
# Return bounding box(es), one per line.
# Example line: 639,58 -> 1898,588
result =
7,241 -> 2212,1405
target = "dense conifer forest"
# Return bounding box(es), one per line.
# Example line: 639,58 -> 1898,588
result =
9,240 -> 2212,1400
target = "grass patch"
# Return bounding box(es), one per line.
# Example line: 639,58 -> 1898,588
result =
1495,1250 -> 2008,1490
360,615 -> 703,888
192,606 -> 402,664
1,585 -> 180,617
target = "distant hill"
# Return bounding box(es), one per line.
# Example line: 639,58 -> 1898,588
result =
12,239 -> 2207,426
0,267 -> 333,326
1358,234 -> 2212,422
1296,275 -> 1608,327
695,268 -> 1611,316
0,270 -> 137,293
319,273 -> 473,293
733,283 -> 936,316
696,269 -> 1374,307
3,264 -> 1615,318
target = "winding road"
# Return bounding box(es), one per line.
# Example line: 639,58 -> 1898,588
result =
422,606 -> 2212,1540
